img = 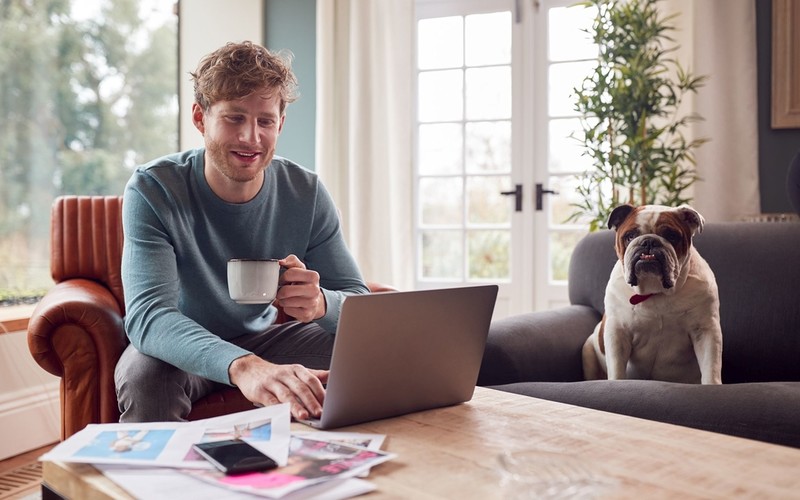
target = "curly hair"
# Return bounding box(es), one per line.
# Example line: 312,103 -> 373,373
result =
191,41 -> 299,114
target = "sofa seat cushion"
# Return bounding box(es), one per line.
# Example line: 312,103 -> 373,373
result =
492,380 -> 800,448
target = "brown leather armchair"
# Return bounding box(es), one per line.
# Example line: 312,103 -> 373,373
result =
27,195 -> 395,440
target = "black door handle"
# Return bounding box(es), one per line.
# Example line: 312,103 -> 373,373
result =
535,183 -> 558,211
500,184 -> 523,212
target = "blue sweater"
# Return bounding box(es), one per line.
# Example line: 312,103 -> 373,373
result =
121,149 -> 368,385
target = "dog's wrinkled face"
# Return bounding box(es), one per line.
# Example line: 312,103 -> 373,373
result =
608,204 -> 704,294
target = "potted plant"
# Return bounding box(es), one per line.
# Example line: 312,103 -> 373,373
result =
570,0 -> 708,231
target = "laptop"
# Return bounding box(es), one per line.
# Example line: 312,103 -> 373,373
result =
299,284 -> 498,429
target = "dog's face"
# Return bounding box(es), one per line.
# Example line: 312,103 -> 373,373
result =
608,204 -> 705,294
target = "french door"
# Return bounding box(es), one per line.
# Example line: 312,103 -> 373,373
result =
413,0 -> 596,317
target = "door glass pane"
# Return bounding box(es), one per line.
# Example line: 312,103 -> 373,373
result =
468,230 -> 510,280
466,176 -> 511,224
466,121 -> 511,173
418,69 -> 463,122
549,175 -> 593,226
422,230 -> 463,279
548,60 -> 594,117
420,177 -> 463,225
549,118 -> 590,173
418,16 -> 463,69
548,6 -> 597,62
419,123 -> 463,175
466,66 -> 511,120
465,11 -> 511,66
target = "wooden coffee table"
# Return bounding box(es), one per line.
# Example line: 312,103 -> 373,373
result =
42,387 -> 800,498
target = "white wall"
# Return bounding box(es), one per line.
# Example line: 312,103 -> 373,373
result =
178,0 -> 264,150
0,330 -> 60,460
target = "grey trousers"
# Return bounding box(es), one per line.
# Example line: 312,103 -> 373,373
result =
114,321 -> 335,423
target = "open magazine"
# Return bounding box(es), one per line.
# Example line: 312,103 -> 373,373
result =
41,403 -> 395,499
95,432 -> 390,499
41,404 -> 292,468
184,435 -> 395,498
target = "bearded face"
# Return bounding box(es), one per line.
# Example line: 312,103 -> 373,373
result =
193,90 -> 284,202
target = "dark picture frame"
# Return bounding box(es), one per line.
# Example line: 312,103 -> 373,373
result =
772,0 -> 800,128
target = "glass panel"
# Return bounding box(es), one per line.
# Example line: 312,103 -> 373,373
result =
549,231 -> 586,281
549,175 -> 594,226
466,66 -> 511,120
418,69 -> 464,122
465,121 -> 511,173
466,176 -> 512,224
419,124 -> 463,175
422,230 -> 463,279
548,6 -> 597,62
548,60 -> 594,117
549,118 -> 591,174
468,230 -> 510,280
0,0 -> 177,298
465,11 -> 511,66
418,16 -> 464,70
419,177 -> 463,225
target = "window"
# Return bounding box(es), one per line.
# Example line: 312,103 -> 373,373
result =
415,7 -> 514,284
543,3 -> 597,281
0,0 -> 178,304
415,0 -> 598,312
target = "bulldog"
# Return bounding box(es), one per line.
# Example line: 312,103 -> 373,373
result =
582,204 -> 723,384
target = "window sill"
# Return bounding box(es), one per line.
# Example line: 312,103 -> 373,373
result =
0,304 -> 37,334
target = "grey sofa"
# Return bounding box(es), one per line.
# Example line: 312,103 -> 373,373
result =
478,221 -> 800,448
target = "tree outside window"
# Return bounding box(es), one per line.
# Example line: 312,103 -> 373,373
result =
0,0 -> 177,304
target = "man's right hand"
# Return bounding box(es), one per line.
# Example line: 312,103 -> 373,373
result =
228,354 -> 328,420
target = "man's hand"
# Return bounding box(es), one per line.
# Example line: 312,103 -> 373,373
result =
229,354 -> 328,420
275,255 -> 326,323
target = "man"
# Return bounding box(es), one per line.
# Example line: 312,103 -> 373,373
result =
115,41 -> 368,423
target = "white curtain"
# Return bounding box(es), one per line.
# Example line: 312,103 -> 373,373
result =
671,0 -> 761,221
316,0 -> 415,290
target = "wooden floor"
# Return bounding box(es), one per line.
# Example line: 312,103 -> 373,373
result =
0,444 -> 56,500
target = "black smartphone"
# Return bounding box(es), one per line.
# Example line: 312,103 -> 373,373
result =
192,438 -> 278,475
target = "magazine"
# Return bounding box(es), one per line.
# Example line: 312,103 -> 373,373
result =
184,435 -> 395,498
40,403 -> 291,468
41,403 -> 394,499
95,464 -> 377,500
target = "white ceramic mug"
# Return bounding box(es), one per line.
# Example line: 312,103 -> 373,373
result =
227,259 -> 280,304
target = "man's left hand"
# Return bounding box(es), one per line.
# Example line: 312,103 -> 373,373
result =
275,254 -> 326,322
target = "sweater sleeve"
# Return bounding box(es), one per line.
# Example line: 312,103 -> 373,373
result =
121,184 -> 250,385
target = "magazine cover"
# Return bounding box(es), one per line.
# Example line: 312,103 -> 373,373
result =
95,432 -> 389,499
186,436 -> 395,498
41,404 -> 291,468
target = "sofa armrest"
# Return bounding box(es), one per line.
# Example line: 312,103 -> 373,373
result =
478,305 -> 601,386
27,279 -> 127,439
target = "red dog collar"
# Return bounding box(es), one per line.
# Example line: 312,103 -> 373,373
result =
630,293 -> 654,305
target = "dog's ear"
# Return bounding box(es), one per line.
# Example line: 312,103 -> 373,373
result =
607,204 -> 636,231
677,204 -> 705,236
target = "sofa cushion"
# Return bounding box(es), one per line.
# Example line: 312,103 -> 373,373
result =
567,230 -> 615,314
693,222 -> 800,383
493,380 -> 800,448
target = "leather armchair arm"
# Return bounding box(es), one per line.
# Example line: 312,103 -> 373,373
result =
27,279 -> 127,439
366,281 -> 397,293
478,305 -> 601,386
